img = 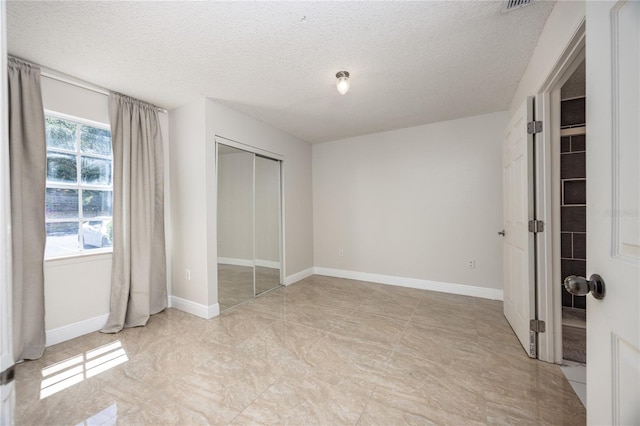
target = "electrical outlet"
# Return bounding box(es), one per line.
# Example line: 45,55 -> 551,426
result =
467,260 -> 475,269
338,249 -> 344,257
186,269 -> 191,280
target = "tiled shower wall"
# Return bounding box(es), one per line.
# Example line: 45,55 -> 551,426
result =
560,97 -> 586,310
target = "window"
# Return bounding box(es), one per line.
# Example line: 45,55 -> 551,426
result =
45,113 -> 113,258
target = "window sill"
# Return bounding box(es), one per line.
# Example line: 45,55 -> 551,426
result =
45,250 -> 113,266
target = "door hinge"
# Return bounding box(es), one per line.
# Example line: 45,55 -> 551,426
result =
527,120 -> 543,134
530,319 -> 546,333
529,331 -> 537,358
528,219 -> 544,233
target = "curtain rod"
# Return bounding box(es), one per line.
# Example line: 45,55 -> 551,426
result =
9,55 -> 169,114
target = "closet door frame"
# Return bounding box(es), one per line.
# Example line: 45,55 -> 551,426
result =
215,135 -> 285,295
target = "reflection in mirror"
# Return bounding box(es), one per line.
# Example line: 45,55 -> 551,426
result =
217,144 -> 255,311
255,156 -> 281,295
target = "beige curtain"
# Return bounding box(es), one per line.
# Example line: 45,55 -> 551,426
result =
8,58 -> 47,361
102,92 -> 167,333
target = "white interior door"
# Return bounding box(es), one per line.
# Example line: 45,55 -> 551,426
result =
585,1 -> 640,424
503,97 -> 536,357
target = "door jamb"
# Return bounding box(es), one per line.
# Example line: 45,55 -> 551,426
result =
534,19 -> 586,363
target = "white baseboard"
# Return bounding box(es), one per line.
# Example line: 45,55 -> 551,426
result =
46,313 -> 110,347
217,257 -> 253,267
255,259 -> 280,269
313,267 -> 503,301
170,295 -> 219,319
218,257 -> 280,269
284,267 -> 314,286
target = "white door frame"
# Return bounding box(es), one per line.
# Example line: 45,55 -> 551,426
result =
1,0 -> 16,422
534,19 -> 586,363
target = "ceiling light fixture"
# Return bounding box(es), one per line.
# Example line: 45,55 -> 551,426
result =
336,71 -> 350,95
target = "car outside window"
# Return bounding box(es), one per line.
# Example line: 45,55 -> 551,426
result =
45,113 -> 113,258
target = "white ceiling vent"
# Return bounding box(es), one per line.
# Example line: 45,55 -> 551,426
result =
503,0 -> 534,12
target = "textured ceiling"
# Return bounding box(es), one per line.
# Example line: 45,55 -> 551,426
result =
7,1 -> 555,143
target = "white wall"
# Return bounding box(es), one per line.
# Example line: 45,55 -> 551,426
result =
44,253 -> 112,330
509,1 -> 585,114
42,76 -> 170,344
313,111 -> 508,296
168,98 -> 207,306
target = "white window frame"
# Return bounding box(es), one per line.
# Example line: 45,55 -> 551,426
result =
45,110 -> 113,259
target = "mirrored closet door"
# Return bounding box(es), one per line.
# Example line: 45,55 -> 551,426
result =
254,155 -> 281,296
217,142 -> 282,311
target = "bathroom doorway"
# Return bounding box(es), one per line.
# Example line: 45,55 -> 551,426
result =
556,60 -> 587,407
559,60 -> 587,364
525,21 -> 587,406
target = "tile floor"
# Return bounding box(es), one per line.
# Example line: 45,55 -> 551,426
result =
560,361 -> 587,408
15,275 -> 586,425
218,265 -> 281,311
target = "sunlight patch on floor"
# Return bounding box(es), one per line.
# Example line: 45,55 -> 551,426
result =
40,341 -> 128,399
